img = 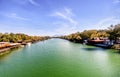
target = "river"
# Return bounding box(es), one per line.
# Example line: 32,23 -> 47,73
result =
0,38 -> 120,77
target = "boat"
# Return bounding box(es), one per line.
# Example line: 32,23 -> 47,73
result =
27,43 -> 31,46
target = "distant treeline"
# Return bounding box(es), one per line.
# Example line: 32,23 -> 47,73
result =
0,33 -> 50,43
60,24 -> 120,43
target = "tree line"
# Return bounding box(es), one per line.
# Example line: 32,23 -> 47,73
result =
0,33 -> 50,43
60,24 -> 120,43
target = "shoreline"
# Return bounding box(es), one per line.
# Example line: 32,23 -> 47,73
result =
0,43 -> 25,56
62,39 -> 120,53
0,40 -> 48,56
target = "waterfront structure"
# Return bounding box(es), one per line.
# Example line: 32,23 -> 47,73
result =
0,42 -> 10,49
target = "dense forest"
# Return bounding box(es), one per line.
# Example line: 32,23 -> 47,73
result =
0,33 -> 50,43
60,24 -> 120,43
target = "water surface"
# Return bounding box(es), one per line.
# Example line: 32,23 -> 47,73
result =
0,38 -> 120,77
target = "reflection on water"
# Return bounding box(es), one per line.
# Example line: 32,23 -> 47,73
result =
82,47 -> 101,51
94,51 -> 112,74
0,48 -> 23,65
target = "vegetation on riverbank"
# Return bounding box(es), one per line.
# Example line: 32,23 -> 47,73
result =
60,24 -> 120,52
0,33 -> 50,43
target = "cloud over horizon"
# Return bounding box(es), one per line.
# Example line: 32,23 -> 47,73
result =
2,12 -> 30,21
0,0 -> 120,35
50,8 -> 79,35
113,0 -> 120,4
28,0 -> 39,6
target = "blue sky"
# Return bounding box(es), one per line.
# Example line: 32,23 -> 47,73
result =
0,0 -> 120,36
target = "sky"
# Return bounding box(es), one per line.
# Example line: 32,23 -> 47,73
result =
0,0 -> 120,36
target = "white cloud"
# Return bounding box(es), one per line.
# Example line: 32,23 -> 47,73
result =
51,8 -> 77,24
94,16 -> 120,29
5,13 -> 30,21
12,0 -> 39,6
113,0 -> 120,4
31,30 -> 56,36
0,23 -> 54,36
54,23 -> 78,35
50,8 -> 79,35
28,0 -> 39,6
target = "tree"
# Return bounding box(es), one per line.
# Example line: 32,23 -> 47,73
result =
81,30 -> 97,40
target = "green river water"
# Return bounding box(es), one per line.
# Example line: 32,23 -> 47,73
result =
0,38 -> 120,77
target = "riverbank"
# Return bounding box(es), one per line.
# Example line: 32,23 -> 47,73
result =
0,41 -> 35,56
0,43 -> 24,56
0,37 -> 51,56
59,38 -> 120,53
0,33 -> 51,56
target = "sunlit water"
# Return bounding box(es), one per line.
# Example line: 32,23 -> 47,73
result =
0,38 -> 120,77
